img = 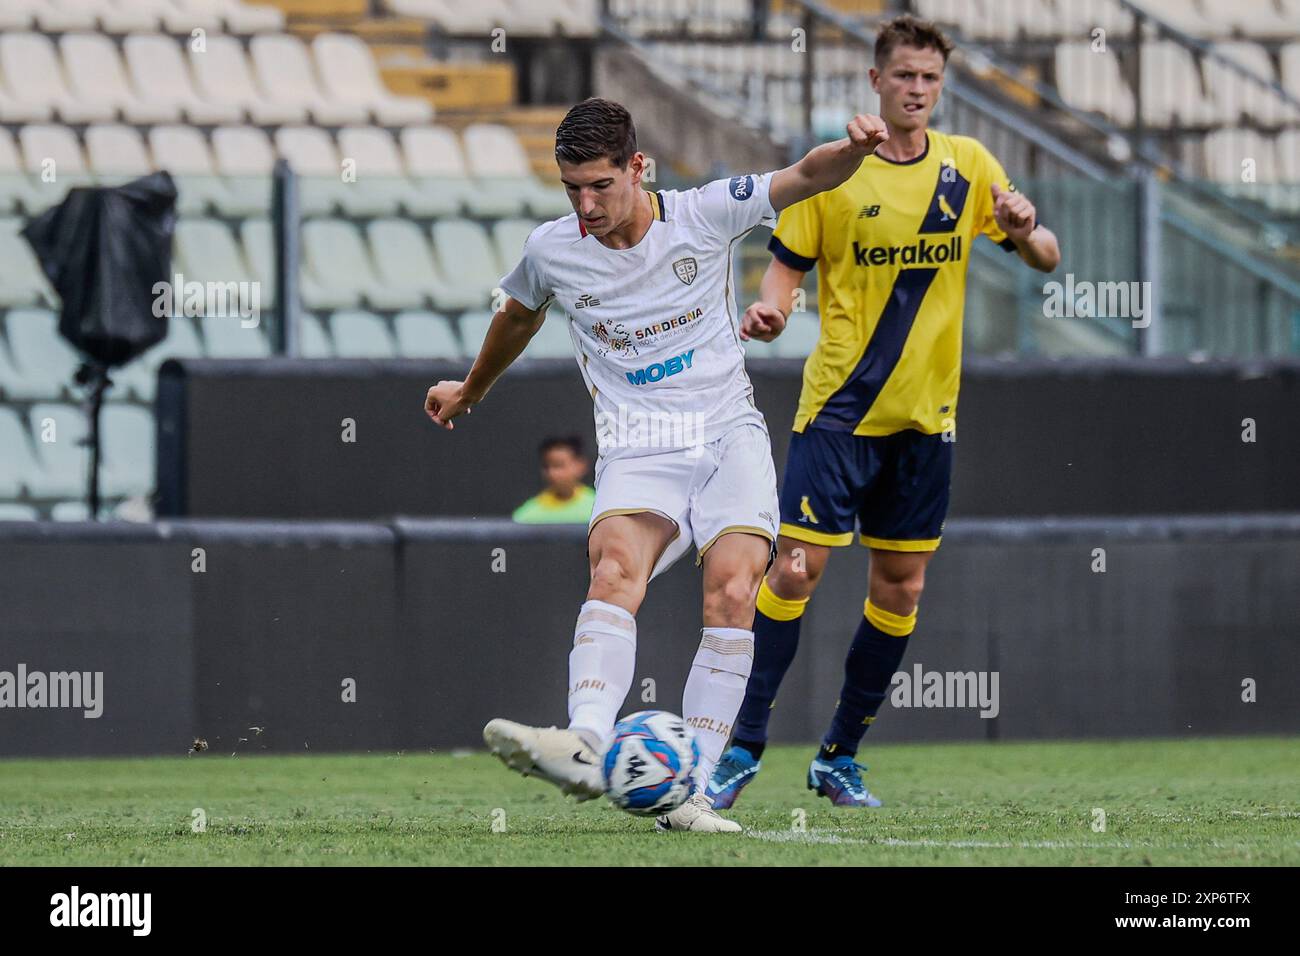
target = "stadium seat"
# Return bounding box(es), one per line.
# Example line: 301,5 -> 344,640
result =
85,125 -> 154,186
312,34 -> 434,126
1139,43 -> 1218,127
50,500 -> 93,521
0,62 -> 54,124
183,0 -> 286,33
1200,0 -> 1298,38
462,123 -> 570,218
148,126 -> 239,215
297,314 -> 334,358
274,126 -> 351,216
1054,43 -> 1134,126
115,316 -> 204,401
200,315 -> 271,358
33,0 -> 111,32
250,34 -> 368,127
773,314 -> 823,359
329,310 -> 397,358
28,403 -> 90,499
0,33 -> 105,124
98,0 -> 172,32
211,126 -> 275,217
1277,130 -> 1300,183
399,126 -> 478,216
0,503 -> 38,521
101,403 -> 154,497
385,0 -> 516,34
0,129 -> 28,215
302,219 -> 412,311
1138,0 -> 1213,36
337,127 -> 448,217
61,33 -> 180,124
525,313 -> 575,358
174,219 -> 259,300
1202,128 -> 1278,190
0,1 -> 35,30
124,34 -> 244,127
455,311 -> 495,357
492,218 -> 539,272
239,219 -> 277,303
429,219 -> 504,312
394,310 -> 463,359
3,308 -> 82,400
0,221 -> 57,309
365,218 -> 445,308
1278,43 -> 1300,103
1206,43 -> 1300,126
192,35 -> 304,126
18,125 -> 95,200
0,407 -> 44,499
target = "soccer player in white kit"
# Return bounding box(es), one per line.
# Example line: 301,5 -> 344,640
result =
425,98 -> 886,832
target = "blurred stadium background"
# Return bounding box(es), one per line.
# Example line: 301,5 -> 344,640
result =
0,0 -> 1297,758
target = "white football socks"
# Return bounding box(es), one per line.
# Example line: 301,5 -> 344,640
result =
683,627 -> 754,790
567,599 -> 637,753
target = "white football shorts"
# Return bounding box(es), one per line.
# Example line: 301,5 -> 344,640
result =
588,423 -> 780,579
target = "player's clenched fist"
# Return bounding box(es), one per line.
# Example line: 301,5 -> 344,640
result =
992,183 -> 1036,242
740,302 -> 788,343
424,379 -> 473,429
846,114 -> 889,156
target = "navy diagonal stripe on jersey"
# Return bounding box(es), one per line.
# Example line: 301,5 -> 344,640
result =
810,266 -> 939,431
918,164 -> 970,235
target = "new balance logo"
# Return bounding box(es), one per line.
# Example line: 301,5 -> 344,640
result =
574,293 -> 600,309
858,204 -> 881,218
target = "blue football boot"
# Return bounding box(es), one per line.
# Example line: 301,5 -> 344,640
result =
807,754 -> 883,807
705,745 -> 762,810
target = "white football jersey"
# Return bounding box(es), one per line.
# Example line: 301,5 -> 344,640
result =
499,174 -> 778,460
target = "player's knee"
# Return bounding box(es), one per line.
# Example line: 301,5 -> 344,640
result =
589,551 -> 643,601
768,543 -> 827,599
870,567 -> 926,615
703,573 -> 762,627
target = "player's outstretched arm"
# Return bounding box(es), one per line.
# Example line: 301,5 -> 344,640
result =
424,296 -> 546,430
740,257 -> 805,342
768,114 -> 889,213
992,183 -> 1061,273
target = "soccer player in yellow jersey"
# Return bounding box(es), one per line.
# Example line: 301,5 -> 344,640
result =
708,15 -> 1060,808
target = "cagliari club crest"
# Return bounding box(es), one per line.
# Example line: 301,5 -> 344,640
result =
672,257 -> 698,286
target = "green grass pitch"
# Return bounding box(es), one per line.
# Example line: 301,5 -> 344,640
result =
2,737 -> 1297,866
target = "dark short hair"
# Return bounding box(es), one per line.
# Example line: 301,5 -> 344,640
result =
875,14 -> 954,67
554,97 -> 638,168
539,435 -> 585,459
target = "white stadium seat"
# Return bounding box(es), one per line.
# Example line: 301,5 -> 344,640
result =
312,34 -> 434,126
399,126 -> 478,216
200,315 -> 270,358
192,36 -> 304,126
174,219 -> 259,298
28,404 -> 90,499
462,123 -> 570,218
61,33 -> 180,124
0,503 -> 38,521
1202,128 -> 1277,186
1055,43 -> 1134,126
0,129 -> 28,215
297,314 -> 334,358
250,34 -> 368,127
0,33 -> 105,124
1277,42 -> 1300,103
329,310 -> 397,358
1206,43 -> 1300,127
301,219 -> 409,311
773,314 -> 823,359
101,404 -> 155,498
337,126 -> 447,217
394,310 -> 463,359
85,124 -> 154,185
211,125 -> 275,216
115,317 -> 204,401
430,219 -> 505,312
1139,43 -> 1218,127
4,309 -> 81,401
0,408 -> 44,500
180,0 -> 286,33
274,126 -> 351,216
365,218 -> 444,308
491,218 -> 538,273
149,126 -> 239,215
33,0 -> 111,32
124,34 -> 245,126
0,220 -> 58,308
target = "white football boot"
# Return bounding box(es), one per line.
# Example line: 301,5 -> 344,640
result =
482,718 -> 605,801
655,792 -> 743,833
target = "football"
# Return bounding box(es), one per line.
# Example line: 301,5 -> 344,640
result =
602,711 -> 700,816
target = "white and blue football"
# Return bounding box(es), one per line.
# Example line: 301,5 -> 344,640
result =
603,710 -> 700,816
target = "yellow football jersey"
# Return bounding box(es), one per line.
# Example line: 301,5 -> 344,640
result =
770,129 -> 1018,436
